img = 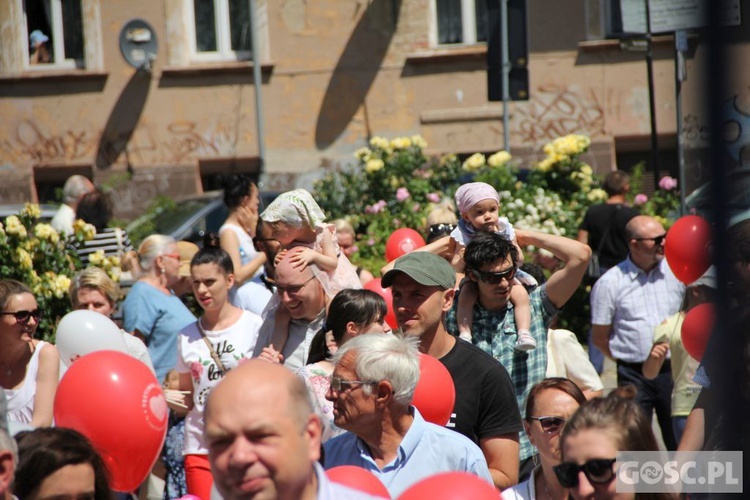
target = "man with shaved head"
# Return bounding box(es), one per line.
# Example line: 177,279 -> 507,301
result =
590,215 -> 685,449
204,359 -> 379,499
253,248 -> 327,370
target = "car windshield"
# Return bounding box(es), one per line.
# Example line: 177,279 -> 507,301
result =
152,199 -> 213,236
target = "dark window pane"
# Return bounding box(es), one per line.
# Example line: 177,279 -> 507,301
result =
25,0 -> 54,63
475,0 -> 488,42
194,0 -> 217,52
436,0 -> 463,44
229,0 -> 252,55
61,0 -> 84,62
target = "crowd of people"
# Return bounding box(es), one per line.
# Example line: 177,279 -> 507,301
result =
0,170 -> 746,500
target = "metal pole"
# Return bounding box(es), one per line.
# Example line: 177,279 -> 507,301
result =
674,31 -> 687,216
501,0 -> 511,153
645,0 -> 660,193
249,0 -> 266,184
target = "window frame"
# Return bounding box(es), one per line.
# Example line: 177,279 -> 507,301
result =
23,0 -> 84,71
187,0 -> 253,63
431,0 -> 486,47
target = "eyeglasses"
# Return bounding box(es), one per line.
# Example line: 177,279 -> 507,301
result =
553,458 -> 617,488
275,276 -> 316,295
471,266 -> 517,284
527,415 -> 566,434
0,309 -> 42,324
329,376 -> 377,392
428,223 -> 456,237
634,234 -> 666,246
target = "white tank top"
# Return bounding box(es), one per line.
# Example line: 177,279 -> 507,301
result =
5,341 -> 47,424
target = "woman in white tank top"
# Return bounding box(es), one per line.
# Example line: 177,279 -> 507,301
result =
0,279 -> 59,426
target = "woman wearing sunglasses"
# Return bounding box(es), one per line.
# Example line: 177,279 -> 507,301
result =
0,279 -> 59,427
554,389 -> 671,499
502,378 -> 587,500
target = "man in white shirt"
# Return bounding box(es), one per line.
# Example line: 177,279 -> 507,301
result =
591,215 -> 685,449
50,175 -> 94,235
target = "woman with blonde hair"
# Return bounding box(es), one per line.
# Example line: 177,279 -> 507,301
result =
69,267 -> 154,373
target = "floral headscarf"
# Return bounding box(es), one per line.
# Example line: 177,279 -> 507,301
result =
260,189 -> 326,229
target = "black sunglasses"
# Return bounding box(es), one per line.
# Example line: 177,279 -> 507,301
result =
527,415 -> 566,434
428,223 -> 456,236
471,266 -> 517,284
554,458 -> 617,488
0,309 -> 42,323
634,234 -> 666,246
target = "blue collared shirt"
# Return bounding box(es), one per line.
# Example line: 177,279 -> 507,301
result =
591,257 -> 685,363
323,407 -> 493,497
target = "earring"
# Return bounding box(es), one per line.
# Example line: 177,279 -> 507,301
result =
161,267 -> 166,274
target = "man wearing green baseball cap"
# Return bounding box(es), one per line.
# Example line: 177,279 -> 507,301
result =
382,251 -> 522,490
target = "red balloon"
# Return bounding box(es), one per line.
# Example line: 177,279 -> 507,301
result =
665,216 -> 712,284
397,472 -> 498,500
385,228 -> 426,262
412,354 -> 456,426
681,303 -> 715,361
327,465 -> 390,498
54,351 -> 168,492
364,278 -> 398,329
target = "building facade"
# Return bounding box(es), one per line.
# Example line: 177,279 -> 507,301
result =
0,0 -> 744,220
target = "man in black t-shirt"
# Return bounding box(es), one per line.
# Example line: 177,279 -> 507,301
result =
577,170 -> 639,372
382,253 -> 522,491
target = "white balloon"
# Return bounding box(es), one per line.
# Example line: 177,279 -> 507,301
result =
56,310 -> 128,366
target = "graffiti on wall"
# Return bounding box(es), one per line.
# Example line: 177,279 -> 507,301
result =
514,85 -> 605,145
0,121 -> 95,163
1,120 -> 237,166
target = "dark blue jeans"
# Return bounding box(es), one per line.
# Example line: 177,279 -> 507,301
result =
616,360 -> 676,451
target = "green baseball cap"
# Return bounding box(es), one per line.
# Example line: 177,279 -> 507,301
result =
381,252 -> 456,290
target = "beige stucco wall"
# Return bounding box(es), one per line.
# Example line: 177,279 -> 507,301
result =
0,0 -> 740,219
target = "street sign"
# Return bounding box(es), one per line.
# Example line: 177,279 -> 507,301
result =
621,0 -> 741,34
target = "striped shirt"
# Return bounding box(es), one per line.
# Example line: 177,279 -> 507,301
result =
73,227 -> 133,265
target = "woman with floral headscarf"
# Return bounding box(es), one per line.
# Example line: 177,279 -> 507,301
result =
259,189 -> 361,356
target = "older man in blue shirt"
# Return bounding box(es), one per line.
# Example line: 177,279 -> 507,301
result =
323,333 -> 492,497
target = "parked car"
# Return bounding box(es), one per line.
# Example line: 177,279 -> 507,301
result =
685,167 -> 750,227
126,190 -> 280,246
0,204 -> 59,222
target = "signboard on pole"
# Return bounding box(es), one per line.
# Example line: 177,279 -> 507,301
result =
621,0 -> 741,34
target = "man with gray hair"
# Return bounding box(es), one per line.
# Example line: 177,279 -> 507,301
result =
323,333 -> 492,497
0,428 -> 15,499
51,174 -> 95,235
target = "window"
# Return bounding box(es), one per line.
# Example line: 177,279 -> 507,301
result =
585,0 -> 634,41
434,0 -> 488,46
189,0 -> 253,61
24,0 -> 84,69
